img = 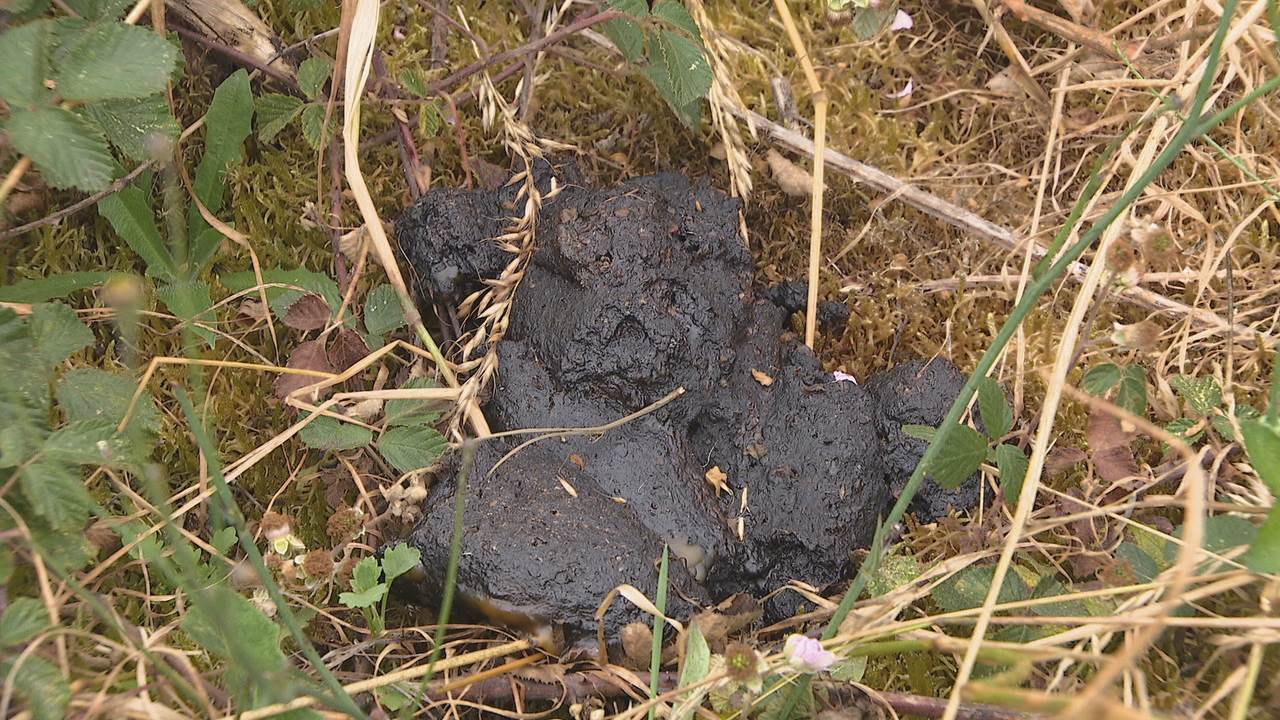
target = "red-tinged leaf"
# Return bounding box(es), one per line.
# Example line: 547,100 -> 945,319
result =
282,292 -> 332,330
328,328 -> 370,375
276,340 -> 332,404
1085,407 -> 1140,485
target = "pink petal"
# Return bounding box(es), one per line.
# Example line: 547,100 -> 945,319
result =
832,371 -> 859,384
890,9 -> 914,32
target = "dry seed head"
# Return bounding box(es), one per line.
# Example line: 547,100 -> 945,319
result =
1110,320 -> 1162,351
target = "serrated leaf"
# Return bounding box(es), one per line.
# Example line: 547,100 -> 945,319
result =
255,93 -> 305,142
652,1 -> 703,46
925,423 -> 988,489
1,654 -> 69,720
282,292 -> 333,330
976,376 -> 1013,440
211,526 -> 238,556
192,69 -> 253,233
350,556 -> 381,592
221,268 -> 343,319
363,284 -> 406,337
1081,363 -> 1121,394
300,104 -> 338,149
384,378 -> 444,427
339,584 -> 387,609
1166,416 -> 1204,444
98,184 -> 174,280
852,6 -> 896,41
297,58 -> 332,100
0,597 -> 51,647
62,0 -> 134,21
380,544 -> 420,582
298,415 -> 372,452
399,69 -> 428,98
603,17 -> 645,63
19,459 -> 97,530
55,367 -> 161,434
1169,374 -> 1222,415
1029,576 -> 1086,617
182,585 -> 286,697
29,302 -> 93,365
0,19 -> 53,107
1240,418 -> 1280,495
0,272 -> 118,303
7,106 -> 114,191
932,564 -> 1027,613
994,442 -> 1028,506
42,418 -> 133,468
1116,364 -> 1147,417
641,64 -> 703,129
420,101 -> 442,138
156,280 -> 218,347
1115,542 -> 1160,583
379,425 -> 448,474
52,23 -> 178,102
606,0 -> 650,16
651,29 -> 711,107
83,95 -> 180,161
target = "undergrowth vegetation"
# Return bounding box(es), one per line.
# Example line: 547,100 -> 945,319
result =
1,0 -> 1280,718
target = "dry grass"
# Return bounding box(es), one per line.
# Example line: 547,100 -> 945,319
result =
4,0 -> 1280,718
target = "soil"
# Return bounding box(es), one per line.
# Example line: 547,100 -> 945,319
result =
393,161 -> 981,647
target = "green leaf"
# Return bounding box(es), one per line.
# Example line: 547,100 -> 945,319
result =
1116,364 -> 1148,417
1,654 -> 69,720
901,424 -> 937,442
363,284 -> 407,337
221,268 -> 343,318
679,622 -> 710,686
932,565 -> 1027,613
976,376 -> 1013,440
399,69 -> 429,99
384,378 -> 444,427
182,585 -> 288,702
1114,542 -> 1160,583
55,367 -> 161,435
155,280 -> 218,347
0,546 -> 14,585
52,22 -> 178,102
350,556 -> 381,592
1169,374 -> 1222,415
19,459 -> 97,530
603,17 -> 645,63
339,584 -> 387,609
1081,363 -> 1121,395
1028,576 -> 1086,617
380,544 -> 420,582
42,419 -> 133,468
606,0 -> 650,16
297,58 -> 333,100
62,0 -> 134,21
212,526 -> 238,556
84,95 -> 180,161
189,227 -> 226,275
925,423 -> 988,489
0,19 -> 53,107
0,272 -> 119,303
651,29 -> 712,107
376,683 -> 415,712
379,425 -> 448,474
29,302 -> 93,365
641,64 -> 702,129
255,93 -> 305,142
288,0 -> 323,10
1240,418 -> 1280,495
852,6 -> 896,41
6,106 -> 114,191
299,104 -> 338,149
1166,416 -> 1203,444
0,597 -> 51,647
98,184 -> 174,280
420,102 -> 442,138
994,443 -> 1028,506
652,1 -> 703,46
1245,510 -> 1280,573
192,69 -> 254,228
298,414 -> 373,452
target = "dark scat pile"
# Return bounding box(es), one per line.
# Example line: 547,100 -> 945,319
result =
393,166 -> 979,647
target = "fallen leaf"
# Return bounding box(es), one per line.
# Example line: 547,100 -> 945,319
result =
1085,407 -> 1141,485
766,149 -> 823,197
751,368 -> 775,386
276,340 -> 333,404
283,292 -> 332,330
705,466 -> 730,497
569,454 -> 586,470
744,443 -> 768,459
1044,446 -> 1088,477
328,328 -> 370,374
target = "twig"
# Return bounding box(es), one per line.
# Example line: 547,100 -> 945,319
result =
0,160 -> 156,242
169,23 -> 296,88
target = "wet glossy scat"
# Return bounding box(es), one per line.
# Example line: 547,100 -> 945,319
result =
393,164 -> 980,647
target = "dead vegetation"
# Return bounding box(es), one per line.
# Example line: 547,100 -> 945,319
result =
3,0 -> 1280,718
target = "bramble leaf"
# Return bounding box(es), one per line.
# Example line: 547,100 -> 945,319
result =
994,442 -> 1028,506
55,367 -> 161,434
298,415 -> 373,452
384,378 -> 444,428
1116,364 -> 1147,417
1081,363 -> 1120,394
603,17 -> 645,63
0,654 -> 69,720
650,28 -> 711,107
0,19 -> 53,107
53,22 -> 179,102
297,58 -> 333,100
379,425 -> 448,474
84,95 -> 180,161
976,376 -> 1013,440
0,597 -> 51,647
652,1 -> 703,47
42,419 -> 133,468
363,284 -> 406,337
924,423 -> 987,489
255,93 -> 305,142
607,0 -> 650,16
29,302 -> 93,365
19,459 -> 97,530
7,106 -> 114,191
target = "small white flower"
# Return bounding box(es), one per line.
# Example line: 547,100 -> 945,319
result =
890,9 -> 914,31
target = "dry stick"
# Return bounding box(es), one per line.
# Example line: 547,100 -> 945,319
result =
730,107 -> 1263,348
770,0 -> 827,351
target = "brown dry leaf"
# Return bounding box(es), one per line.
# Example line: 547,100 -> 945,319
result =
1044,446 -> 1088,477
275,340 -> 333,404
337,226 -> 369,262
1085,407 -> 1141,485
705,465 -> 730,497
237,297 -> 269,322
690,594 -> 762,652
744,443 -> 767,459
283,293 -> 332,330
470,156 -> 509,190
85,520 -> 121,555
765,149 -> 821,196
750,368 -> 774,386
328,328 -> 370,374
513,663 -> 568,684
569,454 -> 586,470
620,622 -> 654,670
